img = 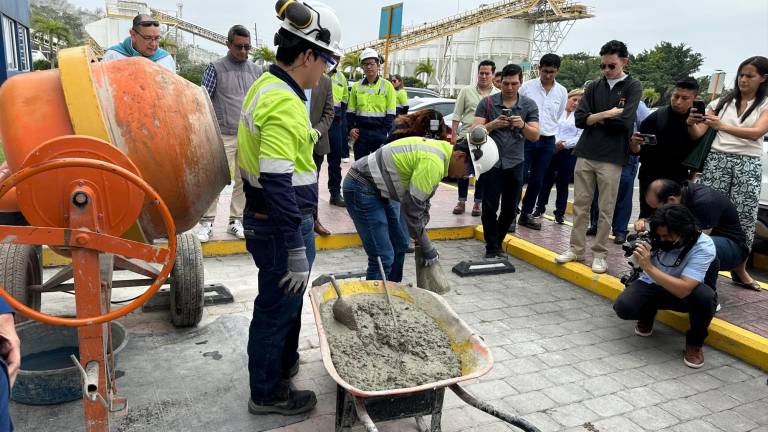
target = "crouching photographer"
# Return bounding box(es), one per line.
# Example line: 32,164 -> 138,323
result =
613,204 -> 718,369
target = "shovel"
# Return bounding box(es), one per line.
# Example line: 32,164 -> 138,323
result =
376,256 -> 398,328
329,275 -> 358,330
415,246 -> 451,294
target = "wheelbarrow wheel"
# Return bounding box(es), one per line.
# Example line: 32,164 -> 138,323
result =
0,244 -> 42,323
169,233 -> 204,327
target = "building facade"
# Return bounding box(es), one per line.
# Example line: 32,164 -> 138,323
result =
0,0 -> 32,85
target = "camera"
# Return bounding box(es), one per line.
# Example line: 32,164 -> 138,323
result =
619,231 -> 656,287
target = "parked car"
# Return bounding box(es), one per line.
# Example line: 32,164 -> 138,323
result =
405,87 -> 440,99
408,97 -> 457,141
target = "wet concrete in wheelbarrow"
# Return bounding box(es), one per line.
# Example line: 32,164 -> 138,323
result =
320,294 -> 461,391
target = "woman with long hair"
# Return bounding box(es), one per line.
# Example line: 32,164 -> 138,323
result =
689,56 -> 768,290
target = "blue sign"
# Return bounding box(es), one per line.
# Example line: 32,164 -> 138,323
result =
379,3 -> 403,40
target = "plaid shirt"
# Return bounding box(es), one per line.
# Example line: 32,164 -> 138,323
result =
201,63 -> 217,98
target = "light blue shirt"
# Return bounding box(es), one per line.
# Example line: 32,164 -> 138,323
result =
635,101 -> 651,132
639,233 -> 716,285
304,89 -> 312,116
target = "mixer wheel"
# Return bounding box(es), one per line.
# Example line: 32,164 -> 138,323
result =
0,244 -> 42,323
169,233 -> 204,327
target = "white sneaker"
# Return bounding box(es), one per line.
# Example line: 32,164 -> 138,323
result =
341,158 -> 350,163
591,255 -> 608,274
197,222 -> 213,243
555,250 -> 583,264
228,220 -> 245,239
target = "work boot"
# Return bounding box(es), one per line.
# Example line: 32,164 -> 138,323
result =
586,225 -> 597,236
518,213 -> 542,230
684,345 -> 704,369
453,201 -> 466,215
314,220 -> 331,236
248,389 -> 317,416
197,221 -> 213,243
471,202 -> 481,217
330,194 -> 346,207
634,321 -> 654,337
554,214 -> 565,224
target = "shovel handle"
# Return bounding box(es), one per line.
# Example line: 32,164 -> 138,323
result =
329,274 -> 343,299
376,256 -> 398,327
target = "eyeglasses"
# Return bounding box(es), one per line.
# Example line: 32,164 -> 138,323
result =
233,44 -> 251,51
135,31 -> 161,42
313,50 -> 337,73
137,20 -> 159,27
361,61 -> 378,68
600,63 -> 617,70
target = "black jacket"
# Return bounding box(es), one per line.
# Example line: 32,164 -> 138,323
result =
573,74 -> 643,166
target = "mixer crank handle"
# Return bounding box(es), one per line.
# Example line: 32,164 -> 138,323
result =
353,396 -> 379,432
70,355 -> 109,409
449,384 -> 542,432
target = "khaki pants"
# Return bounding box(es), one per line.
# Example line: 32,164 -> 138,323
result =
570,157 -> 623,257
202,134 -> 245,223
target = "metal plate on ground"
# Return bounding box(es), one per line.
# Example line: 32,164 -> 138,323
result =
141,283 -> 234,312
451,258 -> 516,277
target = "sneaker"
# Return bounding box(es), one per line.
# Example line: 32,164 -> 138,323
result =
341,158 -> 350,164
453,201 -> 466,215
555,250 -> 583,264
634,321 -> 654,337
228,220 -> 245,239
519,213 -> 542,230
613,233 -> 627,244
248,389 -> 317,416
471,202 -> 481,217
554,214 -> 565,224
586,225 -> 597,236
197,222 -> 213,243
591,255 -> 608,274
330,194 -> 346,207
684,345 -> 704,369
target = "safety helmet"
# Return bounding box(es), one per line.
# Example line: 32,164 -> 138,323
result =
466,126 -> 499,176
274,0 -> 343,56
360,48 -> 380,64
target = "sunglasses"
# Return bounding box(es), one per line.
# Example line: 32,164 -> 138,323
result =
135,31 -> 161,42
600,63 -> 617,70
233,44 -> 251,51
137,20 -> 160,27
313,50 -> 337,73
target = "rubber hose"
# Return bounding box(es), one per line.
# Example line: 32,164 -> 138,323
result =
449,384 -> 542,432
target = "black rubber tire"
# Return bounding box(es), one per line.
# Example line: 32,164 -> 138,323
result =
0,244 -> 42,323
169,233 -> 204,327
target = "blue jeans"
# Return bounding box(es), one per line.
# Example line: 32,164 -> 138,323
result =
353,128 -> 388,161
521,136 -> 556,215
322,116 -> 344,196
711,235 -> 748,271
343,176 -> 409,282
536,148 -> 576,217
245,212 -> 315,402
590,155 -> 639,236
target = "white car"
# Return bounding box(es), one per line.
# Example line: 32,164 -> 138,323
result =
31,50 -> 47,62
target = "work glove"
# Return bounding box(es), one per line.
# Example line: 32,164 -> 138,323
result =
421,246 -> 440,267
280,247 -> 310,294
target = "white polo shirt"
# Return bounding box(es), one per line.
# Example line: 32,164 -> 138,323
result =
519,78 -> 567,137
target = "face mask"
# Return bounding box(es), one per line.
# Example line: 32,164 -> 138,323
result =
656,240 -> 680,252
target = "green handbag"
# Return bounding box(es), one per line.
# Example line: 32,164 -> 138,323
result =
683,127 -> 717,172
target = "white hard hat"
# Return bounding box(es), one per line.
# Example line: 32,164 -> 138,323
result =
360,48 -> 380,64
467,126 -> 499,176
274,0 -> 343,56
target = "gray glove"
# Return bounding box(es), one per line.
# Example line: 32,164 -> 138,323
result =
422,247 -> 439,267
280,247 -> 310,294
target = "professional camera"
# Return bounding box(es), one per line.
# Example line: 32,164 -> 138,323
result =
619,231 -> 655,287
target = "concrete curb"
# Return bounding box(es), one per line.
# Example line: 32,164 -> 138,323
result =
472,225 -> 768,372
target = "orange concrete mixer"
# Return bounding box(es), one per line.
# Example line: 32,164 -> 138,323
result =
0,46 -> 230,431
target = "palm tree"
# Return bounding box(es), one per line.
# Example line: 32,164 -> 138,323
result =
159,37 -> 178,56
251,46 -> 276,66
340,51 -> 361,81
414,58 -> 435,85
31,16 -> 72,68
642,88 -> 660,107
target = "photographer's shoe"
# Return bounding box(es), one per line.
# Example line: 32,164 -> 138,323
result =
634,321 -> 654,337
684,345 -> 704,369
555,250 -> 583,264
591,255 -> 608,274
519,213 -> 542,230
248,389 -> 317,416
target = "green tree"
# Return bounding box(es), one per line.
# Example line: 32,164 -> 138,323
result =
556,52 -> 602,91
31,5 -> 86,46
414,58 -> 435,84
642,88 -> 661,107
31,16 -> 72,68
630,41 -> 704,97
340,51 -> 361,80
32,59 -> 51,70
251,46 -> 275,65
402,76 -> 426,88
159,37 -> 178,56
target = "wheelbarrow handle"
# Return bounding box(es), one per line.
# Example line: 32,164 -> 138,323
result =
449,384 -> 542,432
353,396 -> 379,432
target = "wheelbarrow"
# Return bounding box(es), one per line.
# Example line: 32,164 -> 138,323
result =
309,276 -> 541,432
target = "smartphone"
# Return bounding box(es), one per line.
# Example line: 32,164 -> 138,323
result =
692,100 -> 706,114
638,133 -> 657,146
501,108 -> 512,117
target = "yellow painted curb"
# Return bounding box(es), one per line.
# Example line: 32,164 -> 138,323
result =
42,226 -> 477,266
473,225 -> 768,372
753,252 -> 768,271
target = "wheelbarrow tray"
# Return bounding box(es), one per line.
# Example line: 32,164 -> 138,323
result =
309,280 -> 494,399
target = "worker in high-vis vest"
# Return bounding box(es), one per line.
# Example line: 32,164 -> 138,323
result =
343,110 -> 499,284
325,60 -> 349,206
390,73 -> 409,116
237,0 -> 342,416
347,47 -> 397,160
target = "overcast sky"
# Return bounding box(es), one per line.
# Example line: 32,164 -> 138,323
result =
70,0 -> 768,80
